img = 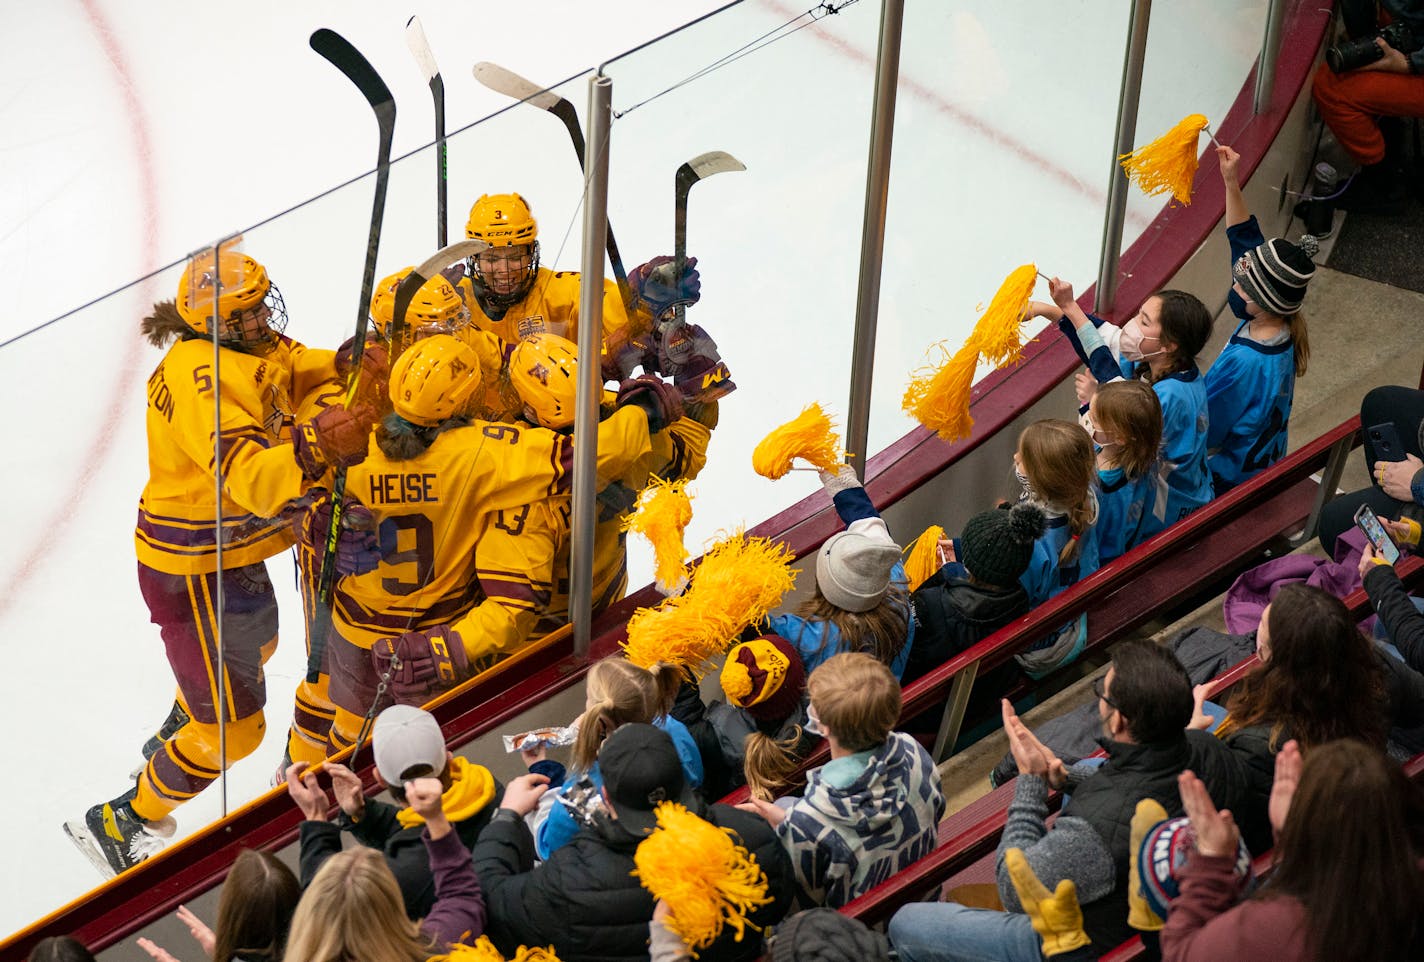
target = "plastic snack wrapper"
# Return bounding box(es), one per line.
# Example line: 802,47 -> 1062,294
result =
503,722 -> 580,753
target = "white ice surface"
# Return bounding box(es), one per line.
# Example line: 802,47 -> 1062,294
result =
0,0 -> 1264,937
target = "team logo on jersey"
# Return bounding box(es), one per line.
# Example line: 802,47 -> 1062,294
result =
516,315 -> 547,339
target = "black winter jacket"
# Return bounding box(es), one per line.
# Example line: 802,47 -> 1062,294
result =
475,802 -> 794,962
298,783 -> 503,920
1062,731 -> 1248,952
904,568 -> 1030,684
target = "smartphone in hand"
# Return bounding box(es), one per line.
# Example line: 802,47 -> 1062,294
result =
1355,503 -> 1401,564
1367,422 -> 1405,463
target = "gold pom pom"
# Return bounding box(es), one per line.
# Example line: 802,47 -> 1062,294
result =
623,477 -> 694,596
634,801 -> 772,953
903,525 -> 947,592
1119,114 -> 1209,206
903,341 -> 980,442
968,264 -> 1038,367
752,403 -> 844,479
622,531 -> 797,679
436,937 -> 560,962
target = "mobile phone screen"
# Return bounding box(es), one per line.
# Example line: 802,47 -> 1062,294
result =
1356,505 -> 1401,564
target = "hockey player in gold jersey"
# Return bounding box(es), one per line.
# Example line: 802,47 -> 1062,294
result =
322,334 -> 684,753
64,248 -> 380,878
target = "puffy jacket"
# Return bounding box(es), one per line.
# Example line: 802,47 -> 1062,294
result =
475,802 -> 793,962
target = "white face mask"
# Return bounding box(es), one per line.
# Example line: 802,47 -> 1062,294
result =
1119,316 -> 1164,362
1013,462 -> 1034,501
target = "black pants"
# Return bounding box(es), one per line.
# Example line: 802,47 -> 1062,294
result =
1318,385 -> 1424,555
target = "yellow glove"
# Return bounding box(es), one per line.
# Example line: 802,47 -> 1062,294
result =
1128,798 -> 1169,932
1399,517 -> 1422,548
1004,847 -> 1091,956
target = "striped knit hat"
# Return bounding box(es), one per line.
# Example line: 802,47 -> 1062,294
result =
1232,234 -> 1319,315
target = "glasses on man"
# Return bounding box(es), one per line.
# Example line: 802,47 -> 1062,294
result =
1091,675 -> 1116,711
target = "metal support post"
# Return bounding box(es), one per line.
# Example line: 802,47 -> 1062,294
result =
1094,0 -> 1152,316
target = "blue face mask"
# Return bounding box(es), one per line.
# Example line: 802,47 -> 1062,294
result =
1227,287 -> 1253,322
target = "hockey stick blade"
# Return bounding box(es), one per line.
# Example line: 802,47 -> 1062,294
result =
390,239 -> 489,350
407,16 -> 449,247
673,150 -> 746,324
473,61 -> 565,111
405,16 -> 440,82
311,29 -> 396,115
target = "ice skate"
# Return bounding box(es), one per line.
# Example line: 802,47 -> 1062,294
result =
130,700 -> 190,779
63,788 -> 176,879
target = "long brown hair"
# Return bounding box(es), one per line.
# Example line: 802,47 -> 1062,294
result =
1091,380 -> 1162,480
1225,584 -> 1388,748
793,580 -> 911,669
375,412 -> 471,460
571,658 -> 682,771
213,849 -> 301,962
1018,419 -> 1096,564
283,847 -> 431,962
1282,309 -> 1310,377
743,727 -> 808,802
1264,739 -> 1424,960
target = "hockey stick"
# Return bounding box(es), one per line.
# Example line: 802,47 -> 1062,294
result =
672,150 -> 744,326
472,61 -> 630,299
406,16 -> 448,247
309,28 -> 397,681
388,238 -> 488,355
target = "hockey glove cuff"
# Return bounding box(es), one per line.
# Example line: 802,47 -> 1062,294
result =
370,625 -> 471,704
616,374 -> 684,434
629,255 -> 701,318
301,498 -> 382,576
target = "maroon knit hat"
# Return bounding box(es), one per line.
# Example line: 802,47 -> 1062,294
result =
720,634 -> 806,723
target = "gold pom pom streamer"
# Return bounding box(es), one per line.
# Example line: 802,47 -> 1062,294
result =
903,341 -> 980,443
1118,114 -> 1209,206
436,937 -> 561,962
903,524 -> 947,592
967,263 -> 1038,367
634,801 -> 772,953
751,403 -> 844,479
623,477 -> 693,596
622,530 -> 797,679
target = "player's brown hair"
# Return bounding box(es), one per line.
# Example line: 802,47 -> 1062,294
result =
808,652 -> 901,752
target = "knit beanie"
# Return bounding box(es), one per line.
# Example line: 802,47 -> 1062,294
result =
720,634 -> 806,723
768,908 -> 892,962
960,502 -> 1047,588
1232,234 -> 1319,315
816,517 -> 903,613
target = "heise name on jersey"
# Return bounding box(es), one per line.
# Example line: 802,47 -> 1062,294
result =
368,472 -> 442,505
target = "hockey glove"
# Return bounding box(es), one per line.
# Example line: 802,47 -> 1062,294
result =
616,374 -> 685,433
335,340 -> 391,414
370,625 -> 471,704
629,255 -> 701,318
294,402 -> 377,481
652,319 -> 735,403
300,498 -> 382,576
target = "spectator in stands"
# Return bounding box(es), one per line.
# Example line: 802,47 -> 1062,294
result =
1162,739 -> 1424,961
474,722 -> 793,961
1317,385 -> 1424,557
888,639 -> 1247,961
528,657 -> 701,858
28,937 -> 97,962
904,502 -> 1045,684
671,633 -> 816,802
1013,419 -> 1102,677
285,705 -> 501,922
1311,0 -> 1424,212
1087,381 -> 1166,563
1205,145 -> 1315,495
1361,518 -> 1424,667
283,787 -> 485,962
763,465 -> 916,680
1214,583 -> 1424,854
135,849 -> 300,962
737,652 -> 944,909
1039,281 -> 1215,526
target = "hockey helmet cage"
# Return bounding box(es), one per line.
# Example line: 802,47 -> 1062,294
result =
177,249 -> 287,346
465,193 -> 538,247
509,332 -> 579,429
370,268 -> 469,340
388,334 -> 482,427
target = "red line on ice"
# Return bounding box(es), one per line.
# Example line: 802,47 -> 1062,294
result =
0,0 -> 157,619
